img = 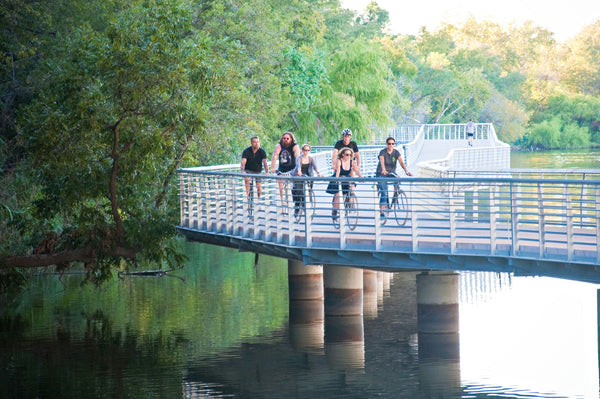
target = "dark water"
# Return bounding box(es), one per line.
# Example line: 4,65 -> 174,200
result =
1,150 -> 600,398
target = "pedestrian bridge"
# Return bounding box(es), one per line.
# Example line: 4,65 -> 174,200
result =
177,124 -> 600,284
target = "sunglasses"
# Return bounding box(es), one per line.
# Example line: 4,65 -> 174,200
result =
387,142 -> 395,145
303,148 -> 310,152
343,153 -> 351,157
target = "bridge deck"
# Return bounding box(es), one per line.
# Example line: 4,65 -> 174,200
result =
178,124 -> 600,283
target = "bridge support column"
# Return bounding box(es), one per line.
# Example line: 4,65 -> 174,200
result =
416,271 -> 461,397
324,265 -> 363,316
288,260 -> 324,353
288,260 -> 323,301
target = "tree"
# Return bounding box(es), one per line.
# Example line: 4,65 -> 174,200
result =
560,20 -> 600,96
1,0 -> 215,282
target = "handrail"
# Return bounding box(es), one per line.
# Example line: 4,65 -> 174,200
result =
178,167 -> 600,267
178,123 -> 600,272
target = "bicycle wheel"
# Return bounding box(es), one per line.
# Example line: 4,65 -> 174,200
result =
307,188 -> 316,220
344,191 -> 359,231
248,180 -> 254,218
294,207 -> 304,223
332,199 -> 340,229
282,180 -> 290,216
392,189 -> 409,226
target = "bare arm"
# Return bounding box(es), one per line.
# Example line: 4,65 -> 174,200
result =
270,144 -> 281,173
240,157 -> 247,173
354,151 -> 361,168
378,154 -> 387,175
398,156 -> 412,176
331,149 -> 339,168
334,158 -> 341,177
352,162 -> 363,178
262,158 -> 269,173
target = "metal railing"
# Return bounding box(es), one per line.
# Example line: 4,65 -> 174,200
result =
178,168 -> 600,266
178,123 -> 600,272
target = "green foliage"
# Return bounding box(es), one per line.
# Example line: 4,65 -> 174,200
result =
523,117 -> 590,149
283,46 -> 329,111
3,0 -> 600,284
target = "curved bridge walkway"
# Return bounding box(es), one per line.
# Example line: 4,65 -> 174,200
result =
177,124 -> 600,283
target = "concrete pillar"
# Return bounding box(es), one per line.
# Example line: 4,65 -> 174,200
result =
416,271 -> 461,397
363,269 -> 378,319
324,315 -> 365,370
288,260 -> 324,353
288,260 -> 323,301
416,271 -> 459,334
323,265 -> 363,316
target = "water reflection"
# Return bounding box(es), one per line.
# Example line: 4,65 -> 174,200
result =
1,243 -> 599,398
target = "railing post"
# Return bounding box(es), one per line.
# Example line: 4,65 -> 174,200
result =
411,180 -> 418,253
449,182 -> 456,255
596,186 -> 600,264
489,184 -> 497,256
510,180 -> 518,257
538,182 -> 545,259
373,181 -> 382,251
304,178 -> 313,248
566,183 -> 573,261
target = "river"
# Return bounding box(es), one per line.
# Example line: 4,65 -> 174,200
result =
1,149 -> 599,398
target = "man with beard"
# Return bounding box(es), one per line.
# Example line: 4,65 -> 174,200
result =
270,131 -> 301,211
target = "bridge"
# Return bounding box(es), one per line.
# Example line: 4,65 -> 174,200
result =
177,123 -> 600,284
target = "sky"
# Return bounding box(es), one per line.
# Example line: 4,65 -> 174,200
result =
340,0 -> 600,42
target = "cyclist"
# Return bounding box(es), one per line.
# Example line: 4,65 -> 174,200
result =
332,147 -> 362,221
376,137 -> 412,221
271,131 -> 301,207
291,144 -> 322,218
240,136 -> 268,200
332,128 -> 360,169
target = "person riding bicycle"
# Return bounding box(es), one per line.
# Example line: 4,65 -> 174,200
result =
240,136 -> 268,200
271,132 -> 301,207
332,128 -> 360,169
376,137 -> 412,221
291,144 -> 321,218
332,147 -> 362,221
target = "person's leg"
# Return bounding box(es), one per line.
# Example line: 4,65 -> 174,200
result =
378,178 -> 388,214
277,179 -> 284,205
255,179 -> 262,199
292,181 -> 303,215
332,191 -> 340,215
244,176 -> 251,198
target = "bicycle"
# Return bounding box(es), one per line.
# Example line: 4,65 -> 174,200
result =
293,177 -> 316,223
276,170 -> 293,216
331,181 -> 359,230
377,172 -> 408,226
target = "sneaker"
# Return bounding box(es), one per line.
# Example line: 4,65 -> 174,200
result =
380,212 -> 386,222
332,210 -> 339,221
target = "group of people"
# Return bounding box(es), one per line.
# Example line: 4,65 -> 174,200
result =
240,128 -> 412,221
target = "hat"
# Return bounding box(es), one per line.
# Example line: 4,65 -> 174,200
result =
342,128 -> 352,136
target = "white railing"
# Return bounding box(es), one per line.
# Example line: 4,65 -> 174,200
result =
178,123 -> 600,269
178,168 -> 600,266
417,123 -> 510,176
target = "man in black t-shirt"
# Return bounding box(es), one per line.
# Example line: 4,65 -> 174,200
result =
332,128 -> 360,168
241,136 -> 268,199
